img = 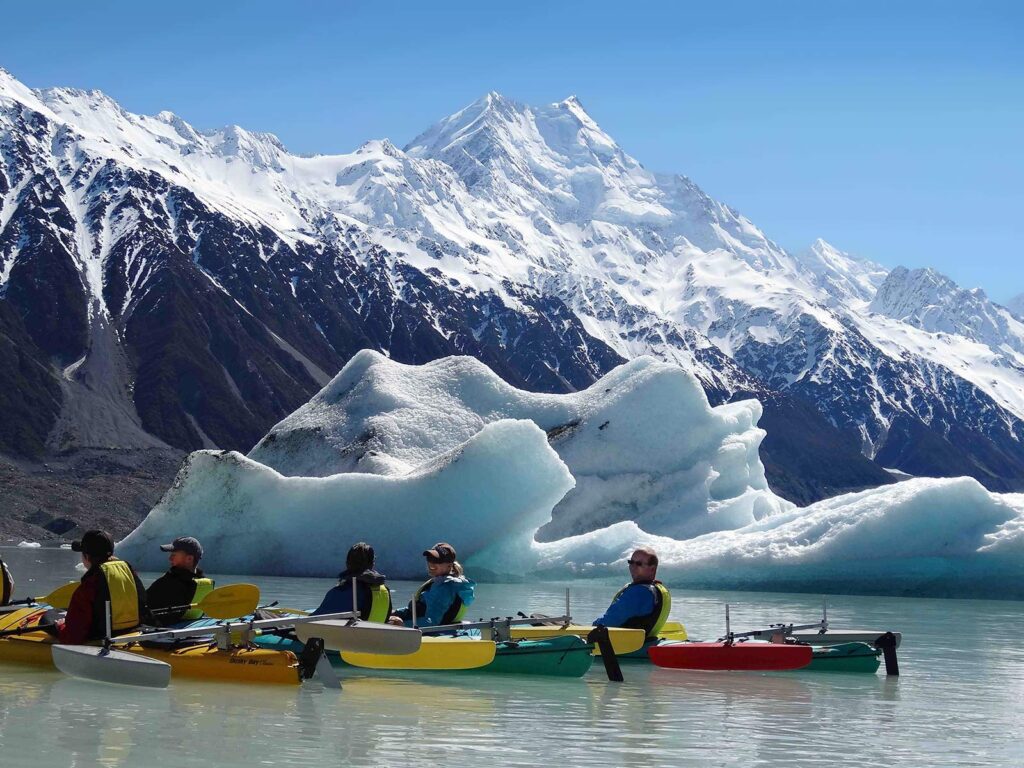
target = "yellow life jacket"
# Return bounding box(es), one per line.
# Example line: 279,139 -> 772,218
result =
96,559 -> 145,634
182,578 -> 216,620
364,583 -> 391,623
612,580 -> 672,639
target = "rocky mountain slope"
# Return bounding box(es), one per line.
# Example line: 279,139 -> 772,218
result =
1,69 -> 1021,537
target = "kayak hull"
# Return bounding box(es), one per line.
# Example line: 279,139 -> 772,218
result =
342,636 -> 496,670
806,642 -> 881,673
256,633 -> 594,677
1,608 -> 301,685
509,625 -> 646,655
649,641 -> 813,671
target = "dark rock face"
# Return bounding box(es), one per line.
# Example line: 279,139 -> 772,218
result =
1,77 -> 1020,518
0,301 -> 63,458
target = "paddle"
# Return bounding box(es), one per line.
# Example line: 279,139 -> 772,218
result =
149,584 -> 260,622
587,625 -> 624,682
5,582 -> 80,611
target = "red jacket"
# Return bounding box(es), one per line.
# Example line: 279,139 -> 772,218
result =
57,559 -> 146,644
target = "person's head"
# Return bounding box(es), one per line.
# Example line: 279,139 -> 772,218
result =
159,536 -> 203,573
72,530 -> 115,569
423,542 -> 461,577
345,542 -> 375,574
627,547 -> 658,583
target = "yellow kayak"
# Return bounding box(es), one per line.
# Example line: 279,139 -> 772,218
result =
0,607 -> 302,685
509,624 -> 646,655
341,636 -> 497,670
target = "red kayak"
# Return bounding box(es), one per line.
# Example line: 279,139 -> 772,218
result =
648,641 -> 812,671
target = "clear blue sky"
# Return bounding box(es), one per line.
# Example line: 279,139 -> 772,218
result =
4,1 -> 1022,300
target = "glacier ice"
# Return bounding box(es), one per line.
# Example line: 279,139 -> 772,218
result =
119,353 -> 1024,597
247,350 -> 790,541
118,419 -> 574,577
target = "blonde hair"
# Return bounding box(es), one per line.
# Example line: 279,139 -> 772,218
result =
450,560 -> 464,577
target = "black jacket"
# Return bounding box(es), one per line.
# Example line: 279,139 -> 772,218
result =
146,566 -> 205,625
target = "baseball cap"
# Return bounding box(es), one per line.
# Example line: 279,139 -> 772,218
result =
71,530 -> 114,558
422,542 -> 456,563
159,536 -> 204,561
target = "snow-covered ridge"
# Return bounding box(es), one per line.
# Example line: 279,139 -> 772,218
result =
2,67 -> 1022,485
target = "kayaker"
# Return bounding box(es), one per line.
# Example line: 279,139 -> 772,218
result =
312,542 -> 393,622
146,537 -> 214,626
1,556 -> 13,606
594,547 -> 671,639
54,530 -> 147,644
387,542 -> 475,628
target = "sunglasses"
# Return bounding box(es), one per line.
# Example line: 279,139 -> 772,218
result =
627,559 -> 655,567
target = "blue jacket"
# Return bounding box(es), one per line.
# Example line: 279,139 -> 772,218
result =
594,582 -> 656,628
313,569 -> 392,621
394,575 -> 475,627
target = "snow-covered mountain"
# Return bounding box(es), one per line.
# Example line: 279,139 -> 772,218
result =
1007,293 -> 1024,321
1,68 -> 1022,500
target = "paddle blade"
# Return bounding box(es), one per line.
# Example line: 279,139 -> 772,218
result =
658,621 -> 688,641
197,584 -> 261,620
294,620 -> 422,655
52,645 -> 171,688
42,582 -> 80,610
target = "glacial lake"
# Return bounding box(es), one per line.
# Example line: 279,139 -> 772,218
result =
1,546 -> 1022,767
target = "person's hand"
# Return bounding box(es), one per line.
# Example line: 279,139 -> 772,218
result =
387,616 -> 404,626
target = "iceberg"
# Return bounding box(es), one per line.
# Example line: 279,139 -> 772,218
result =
248,350 -> 790,541
118,419 -> 574,577
119,352 -> 1024,597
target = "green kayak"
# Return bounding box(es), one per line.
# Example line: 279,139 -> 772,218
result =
253,631 -> 594,678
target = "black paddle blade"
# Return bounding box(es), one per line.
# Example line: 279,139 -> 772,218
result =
876,632 -> 900,676
297,637 -> 326,681
587,625 -> 624,682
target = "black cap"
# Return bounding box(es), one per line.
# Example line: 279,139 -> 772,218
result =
159,536 -> 204,561
71,530 -> 114,558
423,542 -> 456,563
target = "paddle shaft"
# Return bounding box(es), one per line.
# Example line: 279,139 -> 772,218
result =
419,615 -> 573,637
0,623 -> 57,638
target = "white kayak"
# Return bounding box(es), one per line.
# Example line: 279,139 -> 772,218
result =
52,644 -> 172,689
789,629 -> 901,648
294,620 -> 422,655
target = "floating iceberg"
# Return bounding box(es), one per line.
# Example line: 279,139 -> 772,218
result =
119,352 -> 1024,597
249,351 -> 790,541
17,541 -> 42,549
118,420 -> 574,577
514,478 -> 1024,599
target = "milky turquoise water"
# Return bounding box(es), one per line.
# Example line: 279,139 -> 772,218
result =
1,546 -> 1022,767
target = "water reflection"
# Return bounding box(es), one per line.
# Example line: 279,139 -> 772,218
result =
2,547 -> 1024,767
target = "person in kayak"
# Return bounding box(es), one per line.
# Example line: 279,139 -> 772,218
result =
146,537 -> 214,626
594,547 -> 671,639
313,542 -> 393,622
54,530 -> 147,644
1,555 -> 13,606
387,542 -> 475,628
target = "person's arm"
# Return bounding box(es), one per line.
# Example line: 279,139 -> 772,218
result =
0,557 -> 12,605
456,578 -> 476,608
594,585 -> 654,628
58,578 -> 97,644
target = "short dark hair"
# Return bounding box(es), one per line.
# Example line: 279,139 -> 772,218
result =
633,546 -> 658,567
346,542 -> 375,573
